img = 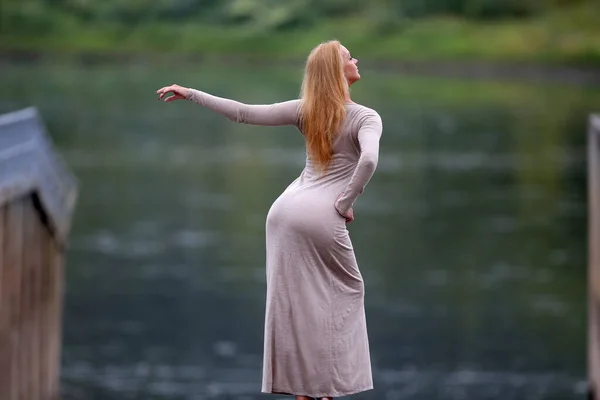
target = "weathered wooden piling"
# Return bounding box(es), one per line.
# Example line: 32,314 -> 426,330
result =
0,107 -> 78,400
590,114 -> 600,400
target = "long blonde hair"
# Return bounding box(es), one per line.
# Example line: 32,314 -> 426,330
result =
299,40 -> 348,171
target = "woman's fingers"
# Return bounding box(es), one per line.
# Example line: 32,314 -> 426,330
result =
156,87 -> 169,100
334,194 -> 355,223
346,208 -> 354,223
164,94 -> 184,102
156,86 -> 171,96
156,85 -> 186,102
156,85 -> 182,100
156,84 -> 178,93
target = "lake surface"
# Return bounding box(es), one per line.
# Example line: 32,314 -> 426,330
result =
1,58 -> 599,400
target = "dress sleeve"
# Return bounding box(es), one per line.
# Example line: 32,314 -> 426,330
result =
335,111 -> 383,215
186,88 -> 300,126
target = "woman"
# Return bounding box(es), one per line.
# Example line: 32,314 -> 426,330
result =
156,40 -> 383,400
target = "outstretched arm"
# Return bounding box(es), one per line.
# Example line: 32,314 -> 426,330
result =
156,84 -> 300,127
335,111 -> 383,217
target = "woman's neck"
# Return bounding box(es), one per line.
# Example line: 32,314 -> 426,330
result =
345,85 -> 354,104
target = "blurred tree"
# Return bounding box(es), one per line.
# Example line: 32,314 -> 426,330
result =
220,0 -> 315,32
42,0 -> 220,23
0,0 -> 592,38
462,0 -> 543,19
366,0 -> 408,35
1,0 -> 74,34
307,0 -> 364,17
549,0 -> 587,5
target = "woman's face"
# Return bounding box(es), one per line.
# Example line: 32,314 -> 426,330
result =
340,45 -> 360,85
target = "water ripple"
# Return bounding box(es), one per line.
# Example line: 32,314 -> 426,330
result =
61,362 -> 586,400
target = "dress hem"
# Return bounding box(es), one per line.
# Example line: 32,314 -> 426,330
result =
262,385 -> 374,397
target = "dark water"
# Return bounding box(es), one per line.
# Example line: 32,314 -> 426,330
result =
1,59 -> 598,400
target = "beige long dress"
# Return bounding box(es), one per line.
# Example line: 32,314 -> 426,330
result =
187,89 -> 383,398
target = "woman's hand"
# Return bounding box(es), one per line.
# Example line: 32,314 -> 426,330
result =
335,194 -> 354,223
156,84 -> 190,102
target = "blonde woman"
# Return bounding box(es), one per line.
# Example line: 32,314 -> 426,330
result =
156,40 -> 383,400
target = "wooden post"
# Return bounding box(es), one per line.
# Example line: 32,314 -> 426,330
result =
7,201 -> 24,400
590,114 -> 600,400
0,206 -> 6,395
0,108 -> 78,400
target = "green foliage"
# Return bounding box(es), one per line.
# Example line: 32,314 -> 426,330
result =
0,0 -> 570,30
461,0 -> 543,19
1,1 -> 77,34
218,0 -> 316,32
0,0 -> 598,66
359,0 -> 545,22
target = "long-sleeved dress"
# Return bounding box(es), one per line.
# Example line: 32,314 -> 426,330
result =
187,89 -> 383,398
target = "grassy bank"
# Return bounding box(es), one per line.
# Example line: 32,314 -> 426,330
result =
1,2 -> 599,66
